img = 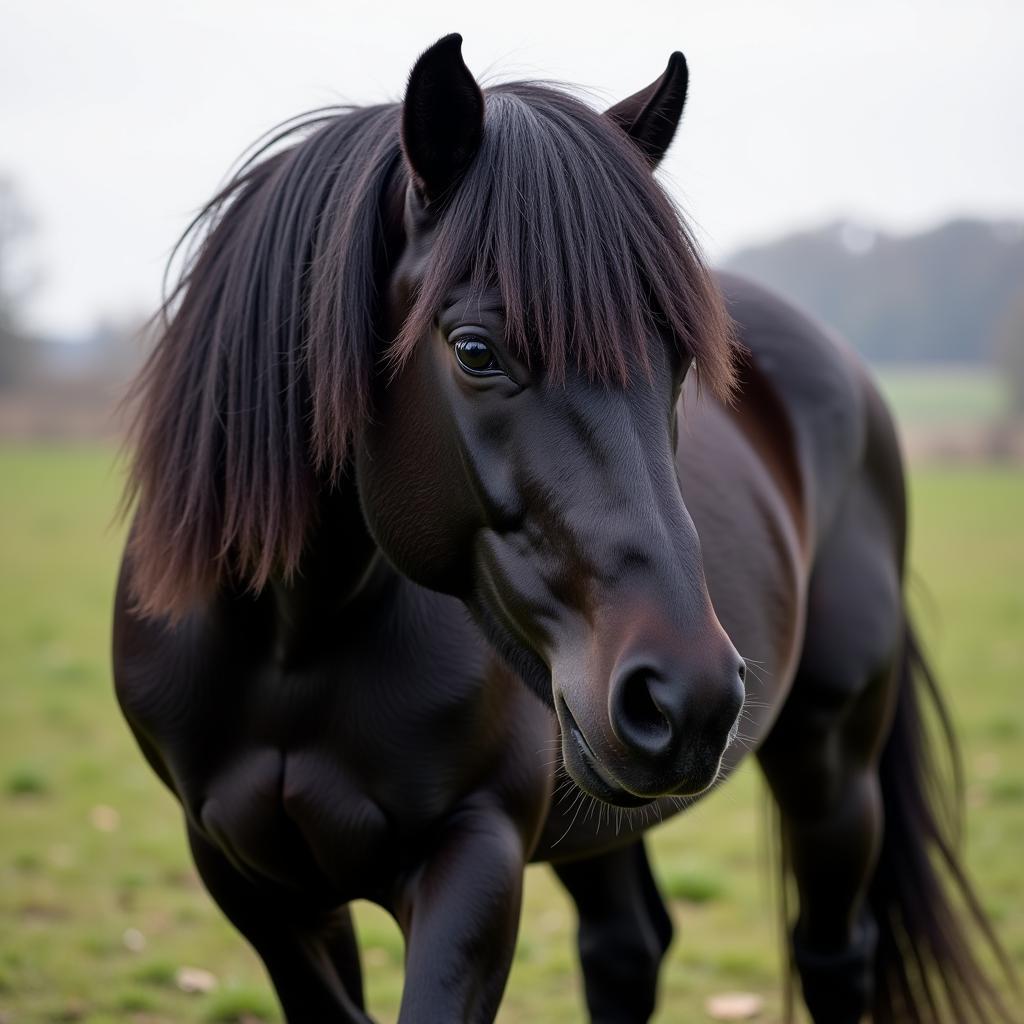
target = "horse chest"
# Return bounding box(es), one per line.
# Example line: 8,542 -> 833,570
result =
194,744 -> 392,902
170,654 -> 513,903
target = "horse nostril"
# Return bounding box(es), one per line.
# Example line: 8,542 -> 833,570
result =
611,665 -> 675,757
738,659 -> 747,684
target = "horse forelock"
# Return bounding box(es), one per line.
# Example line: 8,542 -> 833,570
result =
395,82 -> 737,397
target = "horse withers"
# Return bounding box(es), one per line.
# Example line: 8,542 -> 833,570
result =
113,34 -> 1014,1023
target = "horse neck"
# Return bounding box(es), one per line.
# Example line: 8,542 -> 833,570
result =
266,481 -> 389,665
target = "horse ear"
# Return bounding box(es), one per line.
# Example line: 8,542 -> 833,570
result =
605,52 -> 689,168
402,33 -> 485,205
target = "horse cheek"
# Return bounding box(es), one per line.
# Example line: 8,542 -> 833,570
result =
356,391 -> 477,596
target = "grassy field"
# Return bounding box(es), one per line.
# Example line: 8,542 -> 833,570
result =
873,364 -> 1010,426
0,446 -> 1022,1023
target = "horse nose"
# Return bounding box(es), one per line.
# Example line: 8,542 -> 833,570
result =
608,650 -> 746,772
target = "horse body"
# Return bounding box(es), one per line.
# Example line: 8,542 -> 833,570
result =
113,264 -> 897,1001
113,35 -> 1012,1024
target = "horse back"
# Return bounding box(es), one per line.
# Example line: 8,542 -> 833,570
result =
715,270 -> 904,556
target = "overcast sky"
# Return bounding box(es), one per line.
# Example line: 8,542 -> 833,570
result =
3,0 -> 1023,336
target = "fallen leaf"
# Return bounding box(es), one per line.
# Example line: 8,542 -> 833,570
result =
47,844 -> 75,869
363,947 -> 390,969
175,965 -> 218,994
538,911 -> 563,935
975,751 -> 1000,779
705,991 -> 764,1020
90,805 -> 121,832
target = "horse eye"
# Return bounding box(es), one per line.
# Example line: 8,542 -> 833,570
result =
453,336 -> 503,377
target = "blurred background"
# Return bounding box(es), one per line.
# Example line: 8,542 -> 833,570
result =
1,1 -> 1021,1021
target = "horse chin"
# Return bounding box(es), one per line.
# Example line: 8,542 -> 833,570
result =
670,759 -> 724,800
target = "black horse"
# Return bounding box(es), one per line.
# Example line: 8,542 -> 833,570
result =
114,34 -> 1014,1023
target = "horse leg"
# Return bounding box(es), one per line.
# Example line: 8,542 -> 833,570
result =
396,807 -> 527,1024
759,687 -> 889,1024
758,485 -> 902,1024
322,905 -> 367,1011
553,839 -> 673,1024
188,827 -> 373,1023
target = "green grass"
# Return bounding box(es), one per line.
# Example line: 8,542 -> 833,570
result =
873,364 -> 1010,426
1,446 -> 1021,1022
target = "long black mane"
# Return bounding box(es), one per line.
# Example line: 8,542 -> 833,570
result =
124,83 -> 736,619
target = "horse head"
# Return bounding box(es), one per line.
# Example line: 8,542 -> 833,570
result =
358,36 -> 746,806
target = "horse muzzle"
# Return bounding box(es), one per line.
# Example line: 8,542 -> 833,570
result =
554,628 -> 746,805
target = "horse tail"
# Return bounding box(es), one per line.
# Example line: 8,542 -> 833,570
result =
868,618 -> 1018,1022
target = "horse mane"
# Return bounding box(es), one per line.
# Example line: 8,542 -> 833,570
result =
124,83 -> 737,620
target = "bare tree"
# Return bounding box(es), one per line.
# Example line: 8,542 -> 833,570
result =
996,284 -> 1024,415
0,176 -> 35,391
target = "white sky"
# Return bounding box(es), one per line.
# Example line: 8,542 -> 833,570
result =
3,0 -> 1023,336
